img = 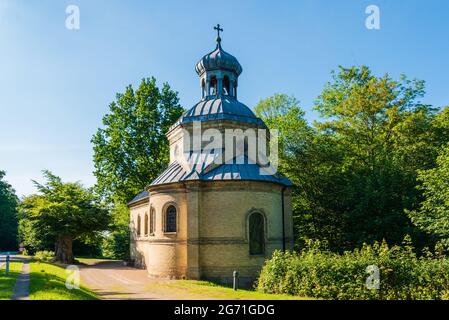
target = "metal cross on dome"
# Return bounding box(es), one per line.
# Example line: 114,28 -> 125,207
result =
214,24 -> 223,44
214,24 -> 223,38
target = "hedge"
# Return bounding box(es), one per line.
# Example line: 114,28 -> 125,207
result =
257,238 -> 449,300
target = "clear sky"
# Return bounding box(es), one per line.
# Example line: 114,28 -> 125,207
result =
1,0 -> 448,197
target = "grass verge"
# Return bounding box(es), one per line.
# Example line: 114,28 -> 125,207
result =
29,261 -> 98,300
165,280 -> 311,300
0,262 -> 23,300
75,257 -> 120,265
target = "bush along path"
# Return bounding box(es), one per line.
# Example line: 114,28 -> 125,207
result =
257,238 -> 449,300
12,257 -> 30,300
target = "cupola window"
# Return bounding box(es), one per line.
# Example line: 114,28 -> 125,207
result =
210,76 -> 217,96
223,76 -> 230,96
201,79 -> 206,98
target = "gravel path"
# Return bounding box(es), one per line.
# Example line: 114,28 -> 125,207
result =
12,258 -> 30,300
79,260 -> 209,300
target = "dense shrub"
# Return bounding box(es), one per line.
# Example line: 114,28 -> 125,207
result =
34,250 -> 55,262
257,238 -> 449,300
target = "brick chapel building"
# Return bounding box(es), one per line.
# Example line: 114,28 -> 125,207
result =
128,26 -> 293,285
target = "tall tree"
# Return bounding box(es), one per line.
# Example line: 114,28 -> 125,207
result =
312,66 -> 437,249
92,77 -> 184,204
254,94 -> 311,168
407,144 -> 449,244
0,171 -> 18,251
20,171 -> 109,263
255,94 -> 347,249
257,67 -> 443,251
254,95 -> 340,248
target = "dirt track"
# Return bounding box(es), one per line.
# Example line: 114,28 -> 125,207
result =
79,260 -> 211,300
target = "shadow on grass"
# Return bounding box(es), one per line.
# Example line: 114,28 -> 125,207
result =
29,262 -> 98,300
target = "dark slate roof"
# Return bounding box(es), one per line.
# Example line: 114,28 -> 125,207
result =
128,190 -> 149,206
150,156 -> 292,187
195,42 -> 242,77
169,97 -> 266,131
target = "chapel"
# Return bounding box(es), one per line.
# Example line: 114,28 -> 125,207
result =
129,25 -> 293,284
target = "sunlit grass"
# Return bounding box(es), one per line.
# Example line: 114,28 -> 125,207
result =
75,257 -> 119,264
29,261 -> 98,300
164,280 -> 311,300
0,262 -> 23,300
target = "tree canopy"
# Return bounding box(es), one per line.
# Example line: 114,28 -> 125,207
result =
92,77 -> 184,204
407,144 -> 449,244
19,171 -> 109,263
256,66 -> 449,251
0,171 -> 18,251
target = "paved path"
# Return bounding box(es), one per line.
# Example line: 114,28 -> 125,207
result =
12,257 -> 30,300
79,260 -> 211,300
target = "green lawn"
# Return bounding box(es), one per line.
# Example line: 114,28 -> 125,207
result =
29,261 -> 98,300
0,262 -> 23,300
164,280 -> 311,300
75,257 -> 119,264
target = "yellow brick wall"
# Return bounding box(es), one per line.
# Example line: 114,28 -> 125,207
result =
130,181 -> 293,283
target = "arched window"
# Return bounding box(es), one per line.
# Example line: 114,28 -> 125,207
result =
210,76 -> 217,96
144,213 -> 149,236
249,212 -> 265,255
137,215 -> 141,237
223,76 -> 230,96
165,205 -> 177,233
150,207 -> 155,235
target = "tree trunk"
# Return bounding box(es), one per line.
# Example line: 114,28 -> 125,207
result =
55,235 -> 74,264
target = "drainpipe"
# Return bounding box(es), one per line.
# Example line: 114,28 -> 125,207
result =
281,186 -> 286,252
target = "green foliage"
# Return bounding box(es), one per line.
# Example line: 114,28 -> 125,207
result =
0,171 -> 19,251
91,77 -> 183,259
257,67 -> 449,251
19,171 -> 110,262
92,77 -> 184,204
101,231 -> 130,260
72,237 -> 103,257
22,171 -> 110,238
407,144 -> 449,241
18,212 -> 53,255
313,66 -> 438,249
257,239 -> 449,300
34,250 -> 55,262
100,202 -> 130,260
254,94 -> 312,172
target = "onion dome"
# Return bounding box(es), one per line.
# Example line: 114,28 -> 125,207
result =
195,25 -> 242,77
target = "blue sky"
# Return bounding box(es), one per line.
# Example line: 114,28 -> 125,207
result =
1,0 -> 448,197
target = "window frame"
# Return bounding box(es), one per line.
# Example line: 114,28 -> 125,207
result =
247,211 -> 266,256
144,212 -> 149,236
136,214 -> 142,238
163,204 -> 178,234
222,75 -> 231,96
149,207 -> 155,236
